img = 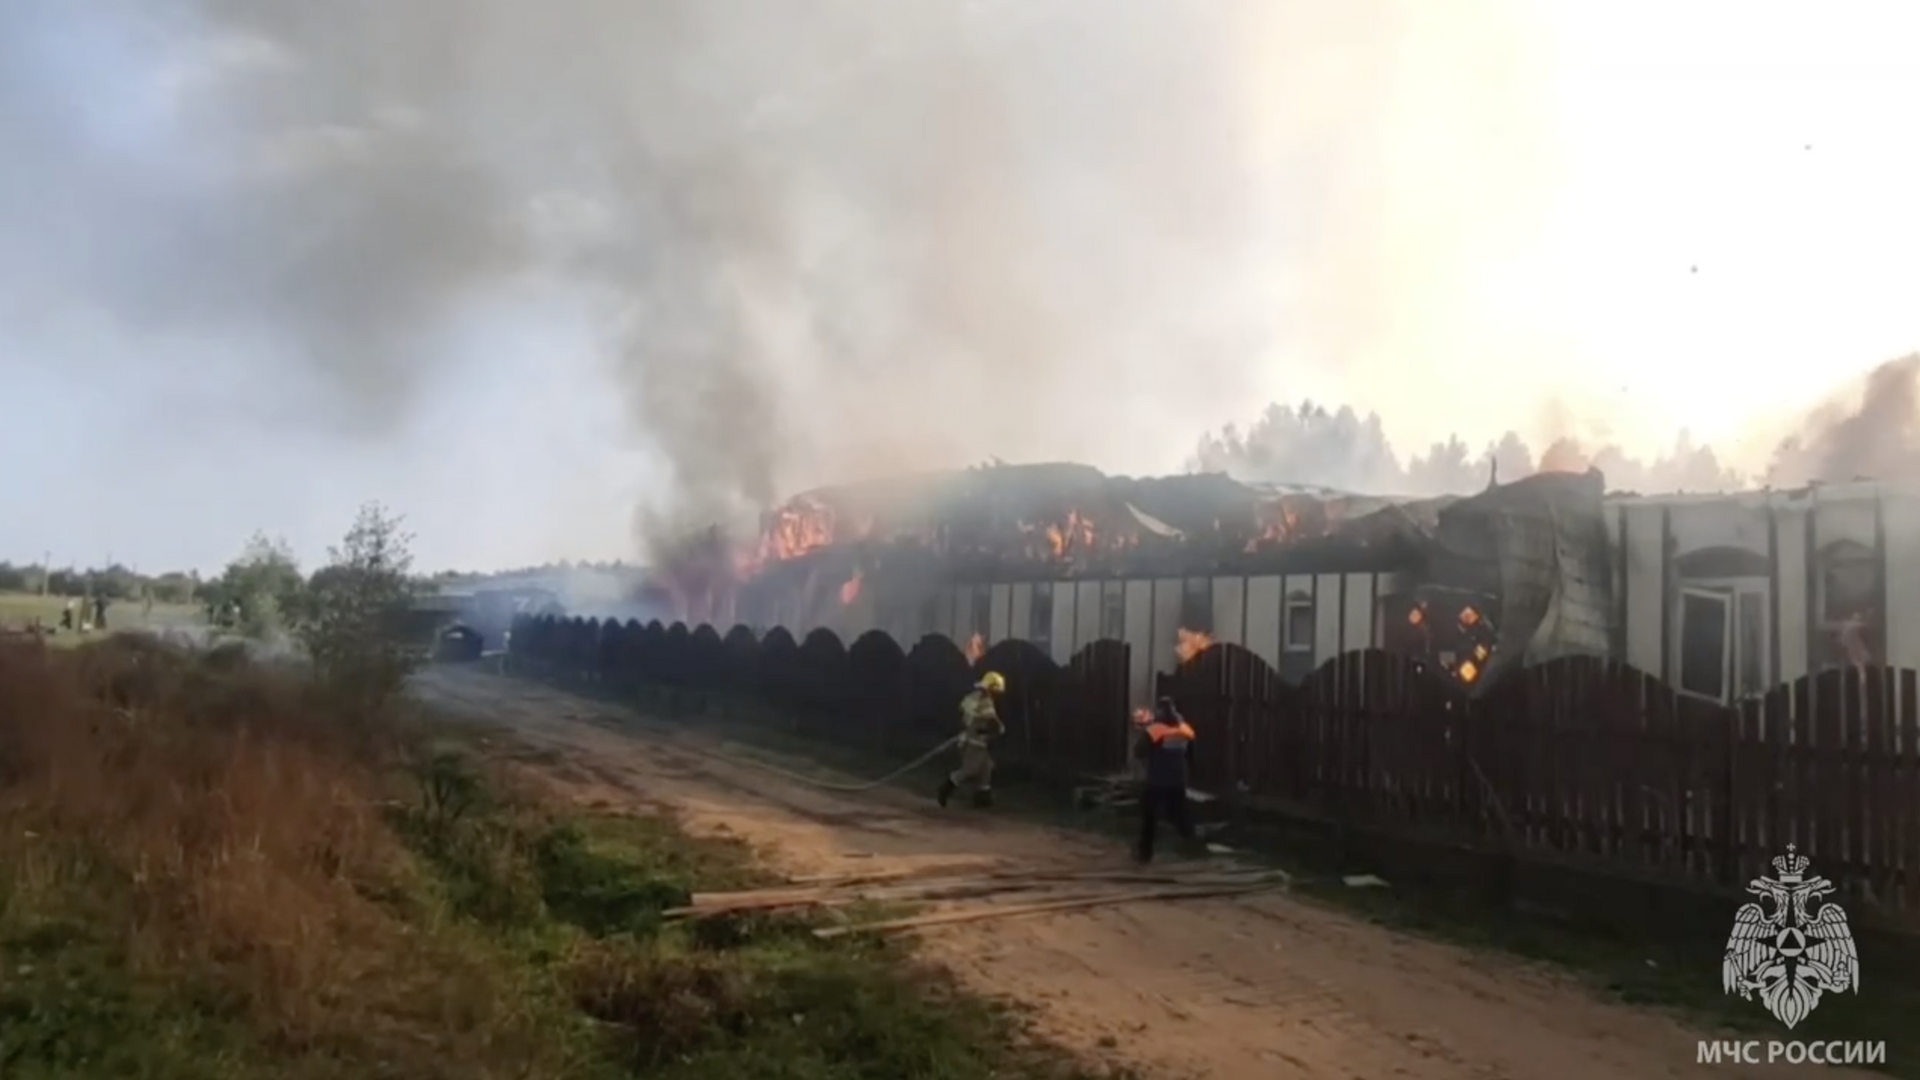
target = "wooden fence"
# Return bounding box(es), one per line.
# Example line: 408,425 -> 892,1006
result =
508,613 -> 1920,917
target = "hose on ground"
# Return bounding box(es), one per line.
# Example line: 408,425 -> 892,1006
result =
681,733 -> 961,793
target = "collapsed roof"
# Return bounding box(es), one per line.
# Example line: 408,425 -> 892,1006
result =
751,461 -> 1457,580
1427,468 -> 1615,687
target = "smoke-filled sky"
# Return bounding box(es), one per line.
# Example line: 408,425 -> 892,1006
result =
4,0 -> 1919,573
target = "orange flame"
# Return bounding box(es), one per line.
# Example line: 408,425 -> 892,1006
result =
1244,496 -> 1346,552
964,633 -> 987,663
1175,627 -> 1214,663
1043,510 -> 1098,558
754,497 -> 876,568
838,568 -> 863,606
1458,659 -> 1480,683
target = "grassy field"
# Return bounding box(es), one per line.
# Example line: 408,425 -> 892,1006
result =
0,591 -> 205,640
0,639 -> 1118,1080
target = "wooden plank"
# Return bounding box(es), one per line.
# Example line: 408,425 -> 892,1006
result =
1861,667 -> 1895,906
1787,673 -> 1815,856
1760,683 -> 1788,881
1812,669 -> 1846,880
1618,673 -> 1651,868
1735,692 -> 1768,885
1901,669 -> 1920,911
1651,673 -> 1683,874
813,881 -> 1281,939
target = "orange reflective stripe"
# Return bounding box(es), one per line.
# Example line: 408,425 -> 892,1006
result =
1146,722 -> 1196,743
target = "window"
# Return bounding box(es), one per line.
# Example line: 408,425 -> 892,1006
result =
1677,589 -> 1729,701
1100,581 -> 1125,640
1676,580 -> 1769,702
918,597 -> 939,637
1817,540 -> 1879,669
1180,578 -> 1213,633
1821,541 -> 1877,620
1284,591 -> 1315,653
1029,583 -> 1054,646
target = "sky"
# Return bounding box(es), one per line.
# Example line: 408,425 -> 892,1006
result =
2,0 -> 1918,575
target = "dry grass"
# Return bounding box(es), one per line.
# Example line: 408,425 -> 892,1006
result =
0,637 -> 1128,1080
0,635 -> 599,1080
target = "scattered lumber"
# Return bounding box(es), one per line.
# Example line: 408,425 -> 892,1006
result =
667,864 -> 1289,921
812,880 -> 1281,939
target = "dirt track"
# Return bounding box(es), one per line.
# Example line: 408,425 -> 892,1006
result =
417,667 -> 1849,1080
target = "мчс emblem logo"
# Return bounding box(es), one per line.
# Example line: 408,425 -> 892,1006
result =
1722,844 -> 1860,1028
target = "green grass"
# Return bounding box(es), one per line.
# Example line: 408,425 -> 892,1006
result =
0,645 -> 1122,1080
573,681 -> 1920,1077
394,749 -> 1113,1080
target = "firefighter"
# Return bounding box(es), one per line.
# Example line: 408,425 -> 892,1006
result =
1133,696 -> 1196,863
937,671 -> 1006,809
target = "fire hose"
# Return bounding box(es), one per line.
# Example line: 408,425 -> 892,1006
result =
677,733 -> 962,794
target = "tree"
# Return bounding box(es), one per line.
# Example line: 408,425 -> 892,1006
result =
1405,435 -> 1480,494
203,533 -> 306,640
297,503 -> 426,711
1486,431 -> 1536,483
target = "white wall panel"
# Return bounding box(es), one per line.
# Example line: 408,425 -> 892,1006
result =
1075,581 -> 1103,651
1050,580 -> 1078,665
1125,580 -> 1155,707
1623,505 -> 1666,675
1341,573 -> 1375,653
1313,574 -> 1342,661
1152,578 -> 1183,675
1775,506 -> 1810,683
1009,584 -> 1032,646
1211,577 -> 1246,646
1244,575 -> 1282,670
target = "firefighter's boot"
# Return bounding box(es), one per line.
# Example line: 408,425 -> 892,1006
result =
936,778 -> 957,808
971,789 -> 994,810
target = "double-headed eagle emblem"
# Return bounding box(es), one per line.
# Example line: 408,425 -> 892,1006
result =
1723,845 -> 1860,1028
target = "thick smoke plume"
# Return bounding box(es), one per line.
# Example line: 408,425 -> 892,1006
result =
1198,355 -> 1920,496
2,0 -> 1571,558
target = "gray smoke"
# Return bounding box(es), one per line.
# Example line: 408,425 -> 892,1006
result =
1191,402 -> 1745,496
4,1 -> 1575,557
1769,354 -> 1920,486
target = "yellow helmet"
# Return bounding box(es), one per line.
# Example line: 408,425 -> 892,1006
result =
977,671 -> 1007,693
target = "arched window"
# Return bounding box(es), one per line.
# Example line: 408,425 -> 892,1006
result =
1817,540 -> 1879,669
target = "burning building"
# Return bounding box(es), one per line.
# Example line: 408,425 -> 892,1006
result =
1604,480 -> 1920,703
643,462 -> 1606,704
648,459 -> 1920,706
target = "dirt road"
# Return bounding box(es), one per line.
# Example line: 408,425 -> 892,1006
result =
418,667 -> 1849,1080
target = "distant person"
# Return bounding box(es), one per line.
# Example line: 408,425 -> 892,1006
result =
143,591 -> 154,620
59,601 -> 73,632
93,596 -> 108,631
